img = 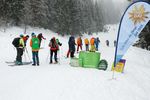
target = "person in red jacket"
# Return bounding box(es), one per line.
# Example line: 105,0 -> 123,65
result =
49,37 -> 59,64
23,35 -> 29,46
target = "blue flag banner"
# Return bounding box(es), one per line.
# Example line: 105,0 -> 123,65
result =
114,1 -> 150,66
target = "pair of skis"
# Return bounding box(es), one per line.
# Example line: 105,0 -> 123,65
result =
5,61 -> 32,67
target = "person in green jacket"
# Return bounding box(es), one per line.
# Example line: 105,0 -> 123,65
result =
30,33 -> 40,66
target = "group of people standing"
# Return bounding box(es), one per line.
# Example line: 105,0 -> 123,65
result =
12,33 -> 62,66
67,36 -> 101,58
12,33 -> 115,66
12,33 -> 46,65
66,36 -> 117,58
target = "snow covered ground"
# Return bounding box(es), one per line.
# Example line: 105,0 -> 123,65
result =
0,26 -> 150,100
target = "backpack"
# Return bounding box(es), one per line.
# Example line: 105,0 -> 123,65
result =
98,59 -> 108,70
12,37 -> 20,47
50,38 -> 58,51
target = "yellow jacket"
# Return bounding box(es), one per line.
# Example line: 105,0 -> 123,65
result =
19,38 -> 25,48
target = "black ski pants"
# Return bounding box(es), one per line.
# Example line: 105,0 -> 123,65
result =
16,48 -> 24,63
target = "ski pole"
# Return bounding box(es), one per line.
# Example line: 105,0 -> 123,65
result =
58,46 -> 61,64
25,47 -> 31,61
46,50 -> 50,62
23,50 -> 27,62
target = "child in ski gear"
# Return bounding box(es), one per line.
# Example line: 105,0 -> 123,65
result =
84,38 -> 89,51
106,40 -> 109,47
68,36 -> 76,58
94,37 -> 100,51
90,37 -> 96,52
23,35 -> 29,46
15,34 -> 25,65
37,33 -> 46,47
49,37 -> 59,63
77,37 -> 82,53
30,34 -> 40,66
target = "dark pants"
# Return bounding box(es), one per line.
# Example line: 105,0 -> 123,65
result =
95,44 -> 99,51
77,45 -> 82,52
85,44 -> 89,51
32,51 -> 39,65
39,40 -> 42,47
70,51 -> 75,58
50,50 -> 57,63
16,48 -> 23,63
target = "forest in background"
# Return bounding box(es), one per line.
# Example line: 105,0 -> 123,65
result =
0,0 -> 127,35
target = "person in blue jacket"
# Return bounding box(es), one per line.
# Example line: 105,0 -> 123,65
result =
68,36 -> 76,58
94,37 -> 100,51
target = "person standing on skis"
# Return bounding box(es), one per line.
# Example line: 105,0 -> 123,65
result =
12,34 -> 25,65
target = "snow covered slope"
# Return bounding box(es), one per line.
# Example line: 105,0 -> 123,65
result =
0,26 -> 150,100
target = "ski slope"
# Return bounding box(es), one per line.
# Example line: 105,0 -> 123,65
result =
0,26 -> 150,100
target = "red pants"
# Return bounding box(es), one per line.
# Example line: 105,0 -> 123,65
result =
77,45 -> 82,52
67,49 -> 70,57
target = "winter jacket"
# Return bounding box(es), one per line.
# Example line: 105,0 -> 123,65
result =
77,37 -> 82,45
84,38 -> 89,45
69,36 -> 76,52
49,37 -> 58,51
19,38 -> 25,48
90,38 -> 95,45
30,37 -> 40,51
23,36 -> 29,46
95,38 -> 100,46
37,34 -> 45,41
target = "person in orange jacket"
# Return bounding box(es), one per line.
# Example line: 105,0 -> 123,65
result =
84,38 -> 89,51
90,37 -> 96,52
77,37 -> 82,53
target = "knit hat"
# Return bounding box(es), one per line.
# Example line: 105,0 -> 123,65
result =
20,34 -> 24,37
31,33 -> 36,36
